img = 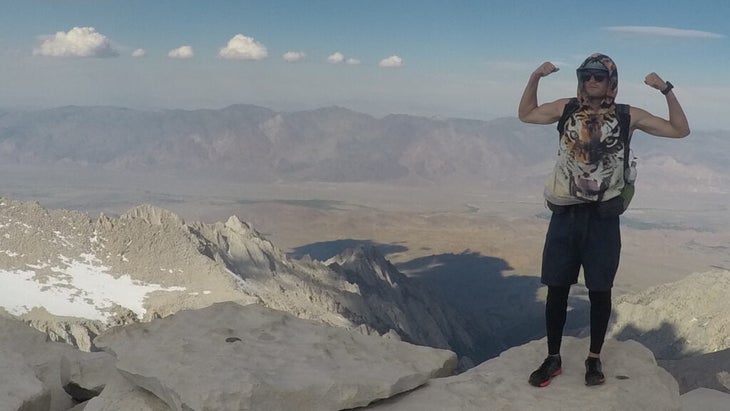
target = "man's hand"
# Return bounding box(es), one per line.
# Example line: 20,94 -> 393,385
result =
533,62 -> 559,78
644,72 -> 667,91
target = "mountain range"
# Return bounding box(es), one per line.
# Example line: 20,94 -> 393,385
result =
1,105 -> 728,192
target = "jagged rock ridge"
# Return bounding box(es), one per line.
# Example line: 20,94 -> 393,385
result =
327,246 -> 476,361
0,197 -> 476,358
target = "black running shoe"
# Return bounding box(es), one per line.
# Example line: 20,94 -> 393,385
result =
529,355 -> 562,387
585,357 -> 606,386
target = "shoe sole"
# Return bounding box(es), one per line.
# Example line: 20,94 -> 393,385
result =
532,369 -> 562,387
585,377 -> 605,386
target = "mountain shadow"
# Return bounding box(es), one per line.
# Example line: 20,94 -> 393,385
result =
396,251 -> 546,363
290,239 -> 408,262
611,321 -> 702,361
611,321 -> 712,394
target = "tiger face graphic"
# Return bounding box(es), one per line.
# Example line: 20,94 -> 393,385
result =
558,109 -> 624,200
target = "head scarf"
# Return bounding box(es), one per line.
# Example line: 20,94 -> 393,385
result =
576,53 -> 618,111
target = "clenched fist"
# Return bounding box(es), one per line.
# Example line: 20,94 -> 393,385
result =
533,62 -> 559,78
644,72 -> 667,91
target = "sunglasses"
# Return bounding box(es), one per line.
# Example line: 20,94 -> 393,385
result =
579,71 -> 607,83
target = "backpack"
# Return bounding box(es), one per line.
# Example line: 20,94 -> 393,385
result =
557,98 -> 635,212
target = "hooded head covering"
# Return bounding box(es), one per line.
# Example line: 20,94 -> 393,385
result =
576,53 -> 618,110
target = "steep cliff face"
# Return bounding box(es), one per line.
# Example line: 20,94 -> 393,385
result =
0,198 -> 475,357
327,246 -> 476,358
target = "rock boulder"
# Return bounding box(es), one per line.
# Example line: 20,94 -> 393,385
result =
364,337 -> 680,411
95,302 -> 457,411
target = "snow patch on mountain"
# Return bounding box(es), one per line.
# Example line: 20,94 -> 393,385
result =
0,253 -> 184,321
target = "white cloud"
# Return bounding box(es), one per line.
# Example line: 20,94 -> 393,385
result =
131,48 -> 146,58
283,51 -> 305,63
379,55 -> 404,68
327,52 -> 360,65
219,34 -> 268,60
603,26 -> 725,39
168,45 -> 194,59
33,26 -> 118,58
327,52 -> 345,64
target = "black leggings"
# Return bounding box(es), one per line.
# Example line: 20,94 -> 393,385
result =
546,286 -> 612,355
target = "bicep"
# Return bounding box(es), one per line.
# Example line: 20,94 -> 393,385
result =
631,108 -> 682,138
521,99 -> 569,125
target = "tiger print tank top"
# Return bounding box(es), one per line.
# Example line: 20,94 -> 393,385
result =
544,107 -> 627,206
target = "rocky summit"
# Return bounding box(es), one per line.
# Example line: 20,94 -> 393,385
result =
1,302 -> 686,411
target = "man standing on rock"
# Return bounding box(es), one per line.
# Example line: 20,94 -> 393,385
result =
517,53 -> 689,387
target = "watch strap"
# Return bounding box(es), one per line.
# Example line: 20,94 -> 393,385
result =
661,81 -> 674,95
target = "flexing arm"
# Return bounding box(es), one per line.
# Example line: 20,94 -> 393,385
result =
631,72 -> 690,138
518,62 -> 569,124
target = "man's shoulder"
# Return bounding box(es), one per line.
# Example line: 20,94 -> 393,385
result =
556,98 -> 577,113
558,97 -> 575,105
628,105 -> 650,119
628,105 -> 649,114
627,106 -> 652,129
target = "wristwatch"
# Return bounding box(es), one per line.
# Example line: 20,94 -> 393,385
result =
661,81 -> 674,95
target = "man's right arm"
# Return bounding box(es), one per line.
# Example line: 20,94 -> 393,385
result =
518,62 -> 569,125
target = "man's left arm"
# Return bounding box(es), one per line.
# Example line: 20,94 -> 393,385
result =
631,73 -> 690,138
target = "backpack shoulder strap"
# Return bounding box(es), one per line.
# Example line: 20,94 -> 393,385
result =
616,103 -> 632,181
556,98 -> 580,134
616,103 -> 631,142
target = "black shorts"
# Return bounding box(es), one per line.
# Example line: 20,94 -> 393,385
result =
541,203 -> 621,291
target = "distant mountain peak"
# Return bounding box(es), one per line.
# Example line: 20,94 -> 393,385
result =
121,204 -> 184,226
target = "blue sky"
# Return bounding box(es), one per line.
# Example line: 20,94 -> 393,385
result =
1,0 -> 728,130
